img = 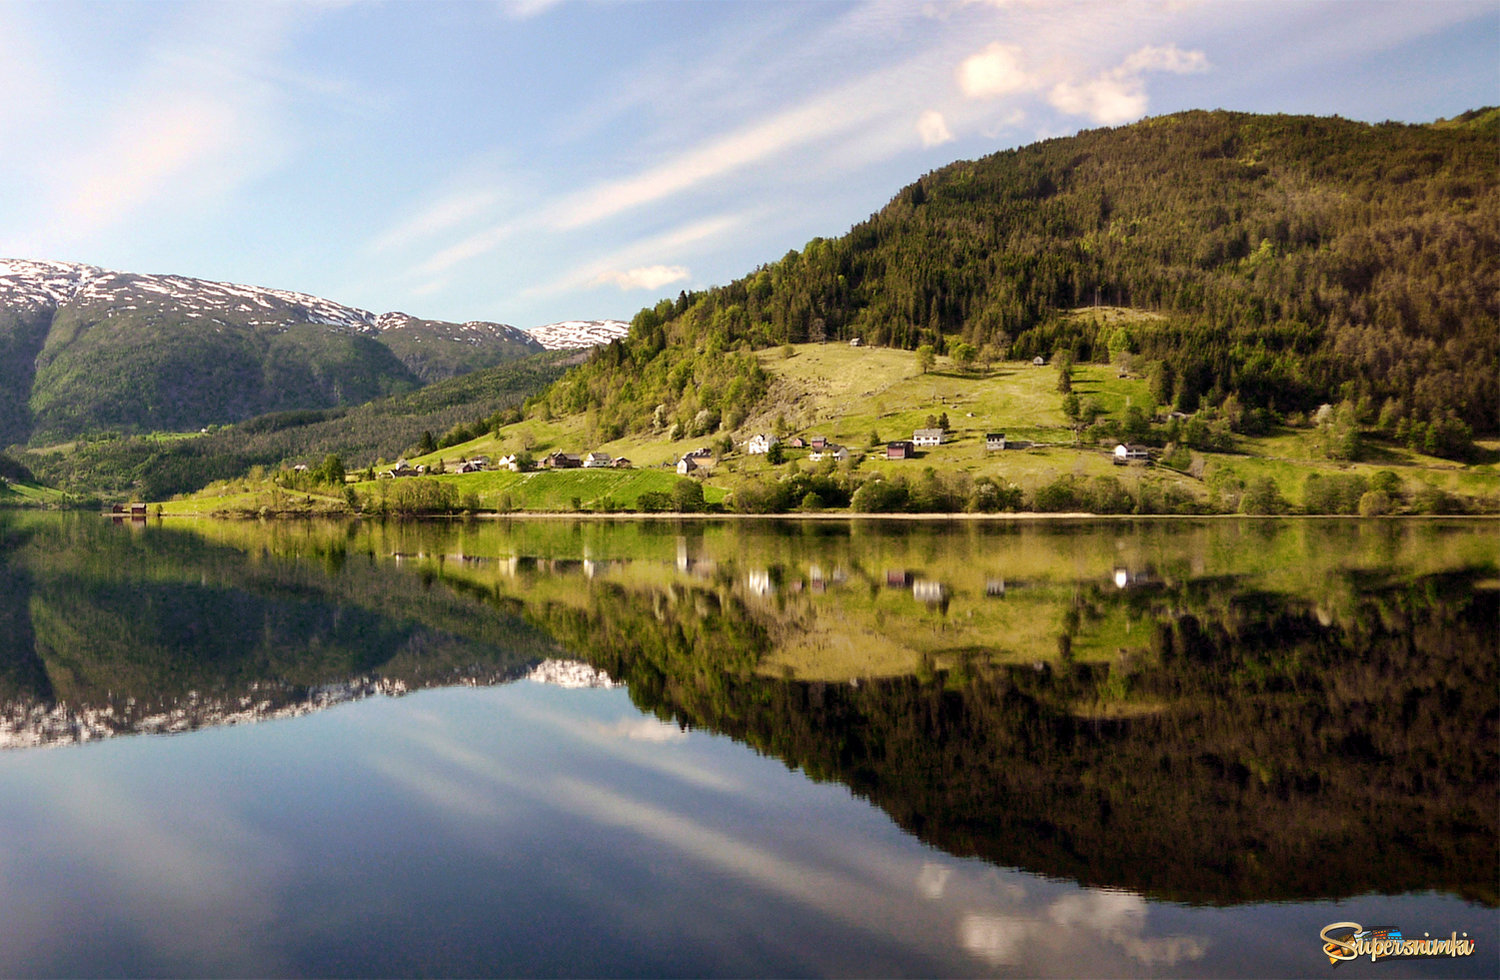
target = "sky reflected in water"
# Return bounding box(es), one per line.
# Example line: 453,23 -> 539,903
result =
0,678 -> 1492,978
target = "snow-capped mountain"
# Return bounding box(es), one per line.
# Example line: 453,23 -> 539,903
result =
526,319 -> 629,350
0,258 -> 535,346
0,258 -> 550,443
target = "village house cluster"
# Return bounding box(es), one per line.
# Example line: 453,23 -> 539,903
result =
377,455 -> 494,478
361,419 -> 1153,484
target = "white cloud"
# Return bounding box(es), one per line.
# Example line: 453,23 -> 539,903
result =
501,0 -> 564,21
958,42 -> 1036,98
1048,42 -> 1208,125
1048,77 -> 1148,126
1122,43 -> 1210,75
411,218 -> 522,278
917,109 -> 954,147
593,264 -> 691,291
520,210 -> 750,301
548,84 -> 888,232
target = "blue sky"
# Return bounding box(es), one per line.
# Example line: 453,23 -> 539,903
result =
0,0 -> 1494,329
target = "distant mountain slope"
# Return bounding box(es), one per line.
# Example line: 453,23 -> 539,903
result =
22,349 -> 575,501
525,319 -> 629,350
0,260 -> 545,444
545,109 -> 1498,441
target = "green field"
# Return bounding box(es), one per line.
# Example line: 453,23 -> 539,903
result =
0,480 -> 68,507
158,329 -> 1499,515
355,467 -> 727,511
385,336 -> 1500,513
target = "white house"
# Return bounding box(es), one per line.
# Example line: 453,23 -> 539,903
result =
1113,443 -> 1151,463
912,428 -> 945,447
583,452 -> 612,468
745,433 -> 779,454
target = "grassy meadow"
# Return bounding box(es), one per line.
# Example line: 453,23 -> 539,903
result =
154,320 -> 1498,515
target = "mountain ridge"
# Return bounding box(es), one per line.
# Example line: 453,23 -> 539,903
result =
0,260 -> 589,445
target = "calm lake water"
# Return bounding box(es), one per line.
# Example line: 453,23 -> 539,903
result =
0,513 -> 1494,977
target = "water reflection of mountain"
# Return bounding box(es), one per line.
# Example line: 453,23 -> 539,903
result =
517,553 -> 1497,908
0,514 -> 558,748
4,514 -> 1494,910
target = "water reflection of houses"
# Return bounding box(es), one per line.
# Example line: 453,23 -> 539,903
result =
676,537 -> 717,579
912,579 -> 946,604
746,569 -> 775,598
1113,567 -> 1157,590
885,569 -> 913,589
807,563 -> 848,594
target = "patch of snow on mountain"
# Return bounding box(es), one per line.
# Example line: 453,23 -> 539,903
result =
0,259 -> 103,307
526,319 -> 629,350
526,659 -> 621,689
0,258 -> 547,349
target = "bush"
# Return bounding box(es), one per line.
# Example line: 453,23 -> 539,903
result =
967,477 -> 1022,512
1412,484 -> 1460,515
671,479 -> 706,513
851,477 -> 909,513
1031,476 -> 1082,512
385,478 -> 458,517
637,491 -> 672,513
1304,473 -> 1368,514
1240,476 -> 1285,515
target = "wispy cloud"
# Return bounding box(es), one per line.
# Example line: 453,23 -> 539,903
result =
24,3 -> 337,250
60,96 -> 263,230
593,265 -> 691,291
548,86 -> 891,232
520,211 -> 750,301
500,0 -> 564,21
370,188 -> 505,254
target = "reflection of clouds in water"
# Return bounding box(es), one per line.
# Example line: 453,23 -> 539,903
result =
959,913 -> 1027,965
507,698 -> 741,793
0,776 -> 291,975
917,861 -> 953,899
368,753 -> 506,819
552,776 -> 869,918
1049,888 -> 1146,930
593,717 -> 688,743
371,696 -> 1209,975
954,884 -> 1207,969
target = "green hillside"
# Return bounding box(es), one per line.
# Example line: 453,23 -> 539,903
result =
0,265 -> 545,446
22,350 -> 573,501
304,338 -> 1495,517
541,109 -> 1497,450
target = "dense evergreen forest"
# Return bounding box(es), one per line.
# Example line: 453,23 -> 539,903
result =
544,109 -> 1498,441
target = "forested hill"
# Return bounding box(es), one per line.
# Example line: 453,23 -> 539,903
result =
543,109 -> 1498,440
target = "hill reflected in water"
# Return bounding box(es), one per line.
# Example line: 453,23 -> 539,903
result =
2,513 -> 1493,907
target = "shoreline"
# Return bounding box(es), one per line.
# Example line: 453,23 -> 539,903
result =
151,509 -> 1500,522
